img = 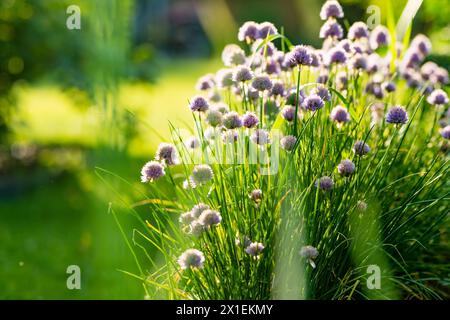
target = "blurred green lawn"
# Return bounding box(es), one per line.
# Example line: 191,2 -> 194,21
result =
0,58 -> 219,299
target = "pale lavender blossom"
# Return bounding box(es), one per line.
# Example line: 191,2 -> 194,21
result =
141,161 -> 165,182
178,249 -> 205,270
320,0 -> 344,20
281,135 -> 297,151
337,159 -> 355,177
245,242 -> 265,257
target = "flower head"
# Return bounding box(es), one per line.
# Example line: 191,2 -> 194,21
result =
312,85 -> 331,102
155,143 -> 178,166
245,242 -> 265,257
258,22 -> 278,39
292,45 -> 313,66
271,81 -> 285,96
325,47 -> 347,65
427,89 -> 449,106
191,203 -> 210,218
249,189 -> 263,202
238,21 -> 259,42
242,111 -> 259,128
440,125 -> 450,139
370,25 -> 390,50
178,249 -> 205,270
315,176 -> 334,191
251,129 -> 270,145
233,65 -> 253,82
190,164 -> 214,186
330,105 -> 350,123
411,34 -> 432,56
186,136 -> 200,149
320,20 -> 344,39
223,111 -> 243,129
196,74 -> 215,91
353,140 -> 371,156
337,159 -> 356,177
206,109 -> 223,127
386,106 -> 408,125
348,22 -> 369,40
198,209 -> 222,227
189,96 -> 209,112
222,44 -> 246,67
320,0 -> 344,20
252,75 -> 273,91
300,245 -> 319,268
304,94 -> 325,111
281,135 -> 297,151
281,105 -> 297,122
141,161 -> 165,182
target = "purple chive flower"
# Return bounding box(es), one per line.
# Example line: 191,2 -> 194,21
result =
330,105 -> 350,123
350,53 -> 368,70
292,45 -> 313,66
304,94 -> 325,111
245,242 -> 265,257
198,209 -> 222,227
186,136 -> 200,149
336,71 -> 348,89
420,61 -> 438,80
208,90 -> 222,103
212,102 -> 230,114
216,68 -> 235,88
411,34 -> 432,56
312,85 -> 331,102
246,87 -> 260,101
370,25 -> 390,50
222,44 -> 246,67
326,47 -> 347,65
282,51 -> 299,69
353,140 -> 371,156
386,106 -> 408,125
179,211 -> 195,225
315,176 -> 334,191
308,48 -> 321,67
348,22 -> 369,40
189,95 -> 209,112
178,249 -> 205,270
206,109 -> 223,127
190,164 -> 214,186
337,159 -> 356,177
300,245 -> 319,268
155,143 -> 178,165
141,161 -> 165,182
223,111 -> 243,129
286,88 -> 305,106
281,105 -> 297,122
251,129 -> 270,145
252,40 -> 276,57
320,0 -> 344,20
427,89 -> 449,106
222,130 -> 238,144
440,125 -> 450,139
265,59 -> 280,74
238,21 -> 259,42
233,65 -> 253,83
249,189 -> 263,202
191,203 -> 210,218
403,50 -> 423,69
252,75 -> 273,91
434,67 -> 449,85
271,81 -> 285,96
196,74 -> 215,91
338,39 -> 352,53
281,135 -> 297,151
242,111 -> 259,128
258,22 -> 278,39
317,69 -> 329,84
320,20 -> 344,39
382,81 -> 397,93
